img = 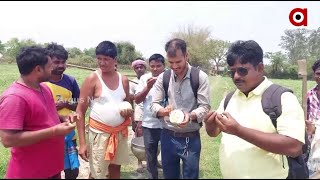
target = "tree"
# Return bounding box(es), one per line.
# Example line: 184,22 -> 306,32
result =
171,24 -> 212,68
308,27 -> 320,58
83,47 -> 96,58
116,41 -> 140,65
264,51 -> 288,74
5,38 -> 37,58
67,47 -> 83,58
0,40 -> 5,54
279,28 -> 310,64
206,39 -> 230,75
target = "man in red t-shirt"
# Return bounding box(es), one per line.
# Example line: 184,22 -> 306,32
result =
0,46 -> 76,179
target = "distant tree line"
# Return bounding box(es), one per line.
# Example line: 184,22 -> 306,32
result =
1,26 -> 319,79
0,38 -> 143,69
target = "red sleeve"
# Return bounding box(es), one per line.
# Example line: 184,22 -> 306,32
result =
0,95 -> 27,130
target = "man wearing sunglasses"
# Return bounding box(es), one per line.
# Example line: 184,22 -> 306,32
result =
204,40 -> 305,178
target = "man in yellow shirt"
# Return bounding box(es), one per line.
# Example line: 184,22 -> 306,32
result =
204,40 -> 305,178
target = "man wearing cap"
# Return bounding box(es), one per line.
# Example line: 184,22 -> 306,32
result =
130,58 -> 147,172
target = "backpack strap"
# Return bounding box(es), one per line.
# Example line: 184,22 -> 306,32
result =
162,67 -> 202,126
261,84 -> 293,129
162,69 -> 171,104
224,91 -> 235,110
163,67 -> 200,103
190,67 -> 200,100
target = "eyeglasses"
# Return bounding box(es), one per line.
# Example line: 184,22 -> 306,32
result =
228,67 -> 249,78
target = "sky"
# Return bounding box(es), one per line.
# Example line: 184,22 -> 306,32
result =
0,1 -> 319,64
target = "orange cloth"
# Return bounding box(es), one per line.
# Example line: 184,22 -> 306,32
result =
89,117 -> 131,161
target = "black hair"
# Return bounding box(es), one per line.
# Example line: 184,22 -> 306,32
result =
226,40 -> 263,67
312,59 -> 320,72
95,41 -> 117,59
165,38 -> 187,57
148,53 -> 165,64
46,42 -> 68,60
16,46 -> 49,75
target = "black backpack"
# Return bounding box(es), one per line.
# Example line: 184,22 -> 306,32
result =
163,67 -> 202,126
223,84 -> 309,179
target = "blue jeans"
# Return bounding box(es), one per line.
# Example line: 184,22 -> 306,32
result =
161,129 -> 201,179
143,127 -> 162,179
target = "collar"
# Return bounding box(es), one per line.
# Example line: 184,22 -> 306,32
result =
173,63 -> 192,82
49,74 -> 64,83
235,76 -> 272,98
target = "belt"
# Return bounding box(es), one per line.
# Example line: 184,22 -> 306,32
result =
163,128 -> 199,138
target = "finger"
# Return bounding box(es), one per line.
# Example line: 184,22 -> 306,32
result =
305,120 -> 312,125
85,151 -> 89,162
222,112 -> 231,119
205,111 -> 214,120
178,123 -> 188,128
216,114 -> 227,124
80,154 -> 87,161
68,122 -> 76,128
205,111 -> 217,123
215,118 -> 226,130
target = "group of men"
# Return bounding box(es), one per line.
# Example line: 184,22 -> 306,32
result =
0,38 -> 315,179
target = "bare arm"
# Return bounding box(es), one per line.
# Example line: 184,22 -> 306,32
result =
122,75 -> 131,103
236,125 -> 303,157
216,112 -> 303,157
76,73 -> 95,147
0,123 -> 75,148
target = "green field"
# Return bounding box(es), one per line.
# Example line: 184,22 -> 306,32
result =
0,64 -> 317,178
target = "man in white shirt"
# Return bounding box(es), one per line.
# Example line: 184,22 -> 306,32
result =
135,54 -> 165,179
129,58 -> 147,172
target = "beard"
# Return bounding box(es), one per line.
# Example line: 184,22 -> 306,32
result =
39,74 -> 50,82
51,69 -> 64,76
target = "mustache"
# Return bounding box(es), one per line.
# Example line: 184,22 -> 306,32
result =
234,80 -> 244,84
54,68 -> 65,71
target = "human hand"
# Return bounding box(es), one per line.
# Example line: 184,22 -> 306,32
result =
163,105 -> 174,120
52,122 -> 76,136
120,108 -> 134,119
146,77 -> 157,89
215,112 -> 241,135
79,145 -> 89,162
66,112 -> 81,125
204,110 -> 218,127
306,119 -> 316,135
177,112 -> 190,128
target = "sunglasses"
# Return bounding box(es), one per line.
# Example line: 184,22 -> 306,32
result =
228,67 -> 249,78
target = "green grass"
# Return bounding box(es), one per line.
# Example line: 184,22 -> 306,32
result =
0,64 -> 317,178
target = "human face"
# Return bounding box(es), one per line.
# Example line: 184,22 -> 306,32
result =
51,56 -> 66,76
96,55 -> 116,73
133,64 -> 146,78
149,60 -> 165,77
39,56 -> 53,82
167,49 -> 188,77
228,59 -> 264,95
313,67 -> 320,86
